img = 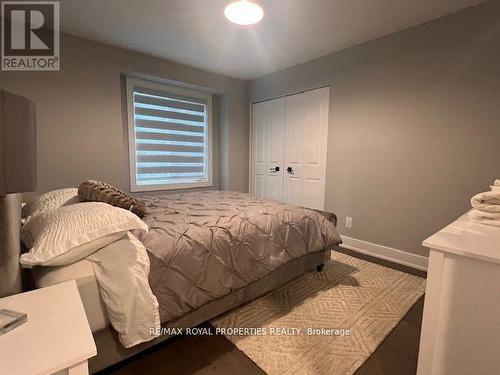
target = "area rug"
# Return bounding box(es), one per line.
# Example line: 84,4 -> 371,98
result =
211,252 -> 425,375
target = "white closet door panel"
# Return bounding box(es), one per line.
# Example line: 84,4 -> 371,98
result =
283,87 -> 329,210
283,93 -> 306,207
269,104 -> 285,166
304,179 -> 322,208
252,98 -> 285,200
255,174 -> 266,198
284,176 -> 301,206
268,174 -> 283,201
253,101 -> 268,198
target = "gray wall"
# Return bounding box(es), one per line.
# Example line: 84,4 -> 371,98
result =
0,34 -> 249,195
2,2 -> 499,257
249,1 -> 500,256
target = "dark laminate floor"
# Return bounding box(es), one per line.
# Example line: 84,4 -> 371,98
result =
99,323 -> 266,375
98,247 -> 426,375
339,247 -> 426,375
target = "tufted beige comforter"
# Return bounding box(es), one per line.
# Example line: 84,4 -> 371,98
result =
138,191 -> 341,323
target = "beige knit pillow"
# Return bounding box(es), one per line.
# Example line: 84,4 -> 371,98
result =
78,180 -> 146,218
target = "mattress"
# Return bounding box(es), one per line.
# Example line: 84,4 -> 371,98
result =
31,260 -> 110,332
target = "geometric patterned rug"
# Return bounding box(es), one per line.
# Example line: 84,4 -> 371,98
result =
211,252 -> 425,375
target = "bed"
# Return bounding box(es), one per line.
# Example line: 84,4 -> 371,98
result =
26,190 -> 341,373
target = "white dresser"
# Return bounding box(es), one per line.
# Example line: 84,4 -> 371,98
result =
417,212 -> 500,375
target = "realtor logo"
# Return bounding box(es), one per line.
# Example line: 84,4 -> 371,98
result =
1,1 -> 60,71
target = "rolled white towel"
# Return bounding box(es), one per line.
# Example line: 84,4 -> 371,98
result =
470,209 -> 500,219
471,191 -> 500,212
469,209 -> 500,227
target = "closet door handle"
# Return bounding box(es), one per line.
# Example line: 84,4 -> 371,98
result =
269,166 -> 280,172
287,167 -> 294,173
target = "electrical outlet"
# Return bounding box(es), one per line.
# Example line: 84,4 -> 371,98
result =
345,217 -> 353,229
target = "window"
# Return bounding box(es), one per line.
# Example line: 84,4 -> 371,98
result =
126,77 -> 212,191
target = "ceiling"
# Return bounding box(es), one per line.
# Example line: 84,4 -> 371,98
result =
61,0 -> 486,80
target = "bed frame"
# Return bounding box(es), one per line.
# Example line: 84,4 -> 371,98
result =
0,200 -> 339,373
90,248 -> 333,373
90,209 -> 338,373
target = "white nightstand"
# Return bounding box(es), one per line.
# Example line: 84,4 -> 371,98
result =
0,280 -> 97,375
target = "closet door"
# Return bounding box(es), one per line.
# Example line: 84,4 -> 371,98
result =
283,87 -> 329,210
252,98 -> 285,201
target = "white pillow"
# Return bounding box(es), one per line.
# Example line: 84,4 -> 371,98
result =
20,202 -> 149,267
23,188 -> 80,221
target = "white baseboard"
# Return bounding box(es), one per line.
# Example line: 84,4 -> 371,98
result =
340,236 -> 428,271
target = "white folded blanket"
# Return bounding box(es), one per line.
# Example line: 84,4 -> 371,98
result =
87,232 -> 160,348
469,209 -> 500,227
470,191 -> 500,212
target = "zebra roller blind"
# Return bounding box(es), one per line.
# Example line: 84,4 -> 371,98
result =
126,77 -> 212,191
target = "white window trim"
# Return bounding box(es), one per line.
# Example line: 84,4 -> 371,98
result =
125,76 -> 213,192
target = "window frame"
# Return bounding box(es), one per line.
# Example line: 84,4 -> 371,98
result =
125,76 -> 213,192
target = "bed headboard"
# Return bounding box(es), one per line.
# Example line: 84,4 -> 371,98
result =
0,89 -> 37,297
0,194 -> 22,297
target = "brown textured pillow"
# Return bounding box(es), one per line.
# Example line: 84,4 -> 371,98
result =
78,180 -> 147,218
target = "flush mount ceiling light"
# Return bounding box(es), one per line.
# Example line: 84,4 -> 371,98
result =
224,0 -> 264,25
